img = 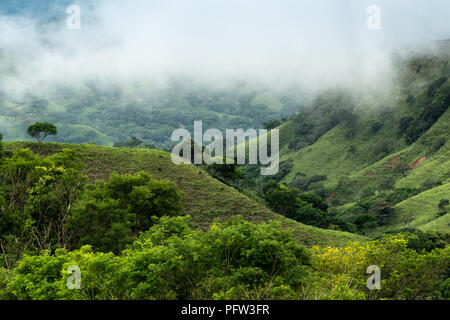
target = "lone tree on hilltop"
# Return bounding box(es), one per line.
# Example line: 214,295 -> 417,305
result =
27,122 -> 57,144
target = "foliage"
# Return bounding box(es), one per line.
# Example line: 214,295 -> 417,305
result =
262,182 -> 354,232
27,122 -> 58,144
4,221 -> 449,300
67,172 -> 184,253
0,148 -> 85,266
6,216 -> 312,300
403,230 -> 449,252
368,201 -> 393,225
311,236 -> 450,300
206,160 -> 244,183
263,119 -> 282,130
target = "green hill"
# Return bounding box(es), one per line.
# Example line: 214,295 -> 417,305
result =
0,78 -> 305,149
3,141 -> 365,247
254,48 -> 450,236
374,183 -> 450,233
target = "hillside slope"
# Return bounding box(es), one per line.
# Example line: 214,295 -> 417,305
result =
374,183 -> 450,233
255,48 -> 450,235
3,141 -> 366,247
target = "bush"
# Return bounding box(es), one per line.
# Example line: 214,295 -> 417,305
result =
353,214 -> 378,231
7,216 -> 312,300
0,148 -> 85,260
4,218 -> 449,300
438,199 -> 449,210
0,268 -> 15,300
369,201 -> 393,225
311,236 -> 450,300
67,172 -> 184,253
371,139 -> 395,162
422,178 -> 442,190
403,230 -> 449,252
378,176 -> 396,191
386,188 -> 421,204
431,137 -> 446,154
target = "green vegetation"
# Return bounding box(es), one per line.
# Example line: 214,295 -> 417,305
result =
0,80 -> 306,149
0,47 -> 449,300
238,48 -> 450,241
261,182 -> 355,233
27,122 -> 57,144
67,171 -> 184,253
3,142 -> 364,247
1,216 -> 448,300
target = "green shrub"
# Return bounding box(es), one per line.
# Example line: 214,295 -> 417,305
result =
67,172 -> 184,253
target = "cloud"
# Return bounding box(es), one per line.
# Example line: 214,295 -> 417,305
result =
0,0 -> 449,96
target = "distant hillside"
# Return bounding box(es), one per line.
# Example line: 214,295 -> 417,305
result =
375,183 -> 450,233
0,74 -> 307,149
250,47 -> 450,235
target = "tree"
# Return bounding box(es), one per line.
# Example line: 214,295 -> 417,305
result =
298,192 -> 328,211
394,161 -> 411,177
438,199 -> 449,217
27,122 -> 57,144
263,119 -> 282,130
113,136 -> 143,148
7,216 -> 312,300
206,157 -> 244,182
67,172 -> 184,253
0,148 -> 85,265
369,201 -> 393,225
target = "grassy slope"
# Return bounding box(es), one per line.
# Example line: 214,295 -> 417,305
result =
350,107 -> 450,189
330,109 -> 449,234
280,122 -> 397,186
3,141 -> 366,247
252,94 -> 283,112
272,51 -> 450,234
374,183 -> 450,233
278,92 -> 409,187
278,108 -> 449,234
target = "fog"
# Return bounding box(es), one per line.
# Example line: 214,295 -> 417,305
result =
0,0 -> 449,97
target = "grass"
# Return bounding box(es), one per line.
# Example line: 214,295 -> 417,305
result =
252,93 -> 283,112
280,123 -> 379,186
350,107 -> 450,190
374,183 -> 450,233
3,141 -> 366,247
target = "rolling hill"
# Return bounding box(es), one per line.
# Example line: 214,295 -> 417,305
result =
3,141 -> 366,247
255,45 -> 450,235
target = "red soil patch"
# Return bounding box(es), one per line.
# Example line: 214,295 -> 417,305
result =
409,156 -> 426,169
326,192 -> 335,204
365,172 -> 375,177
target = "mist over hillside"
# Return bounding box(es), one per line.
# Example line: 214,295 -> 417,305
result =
1,0 -> 449,91
1,1 -> 449,148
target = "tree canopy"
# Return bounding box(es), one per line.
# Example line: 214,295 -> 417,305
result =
27,122 -> 57,143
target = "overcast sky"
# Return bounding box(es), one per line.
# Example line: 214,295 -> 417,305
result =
0,0 -> 449,94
